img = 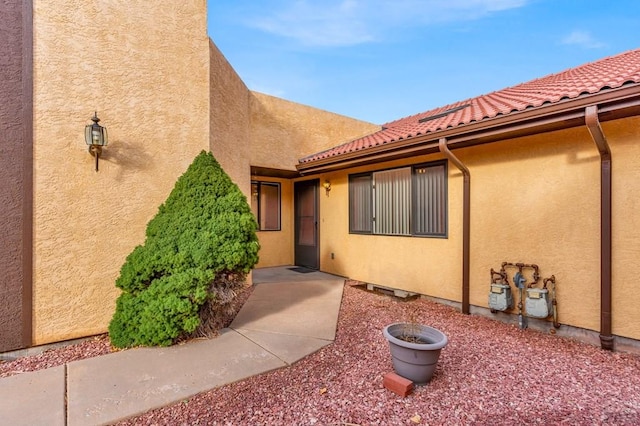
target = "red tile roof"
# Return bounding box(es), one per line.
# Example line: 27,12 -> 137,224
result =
300,48 -> 640,164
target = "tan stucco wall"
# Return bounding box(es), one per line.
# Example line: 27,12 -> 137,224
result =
247,92 -> 379,268
608,116 -> 640,339
252,177 -> 294,268
209,41 -> 251,196
249,92 -> 380,171
32,0 -> 210,344
316,117 -> 640,341
317,154 -> 463,302
467,118 -> 640,339
206,51 -> 380,269
465,127 -> 601,332
22,1 -> 640,347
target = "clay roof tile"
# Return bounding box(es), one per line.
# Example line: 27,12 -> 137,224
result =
299,48 -> 640,164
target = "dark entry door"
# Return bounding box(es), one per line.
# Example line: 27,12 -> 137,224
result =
294,179 -> 319,269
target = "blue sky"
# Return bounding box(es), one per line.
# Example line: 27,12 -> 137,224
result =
208,0 -> 640,125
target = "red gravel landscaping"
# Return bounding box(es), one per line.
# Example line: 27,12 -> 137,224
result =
0,334 -> 112,378
2,282 -> 639,424
116,283 -> 640,425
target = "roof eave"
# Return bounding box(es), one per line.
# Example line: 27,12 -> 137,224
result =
297,84 -> 640,175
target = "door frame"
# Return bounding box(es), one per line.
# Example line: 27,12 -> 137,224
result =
294,179 -> 320,269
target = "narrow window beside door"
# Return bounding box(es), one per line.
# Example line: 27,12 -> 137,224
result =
251,181 -> 281,231
349,174 -> 373,233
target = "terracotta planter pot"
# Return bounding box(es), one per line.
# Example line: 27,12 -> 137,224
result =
383,323 -> 448,384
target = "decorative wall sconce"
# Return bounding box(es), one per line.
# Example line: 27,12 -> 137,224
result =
323,180 -> 332,196
85,111 -> 108,172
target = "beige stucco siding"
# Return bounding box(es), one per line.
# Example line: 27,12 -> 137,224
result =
252,177 -> 294,268
467,117 -> 639,339
466,127 -> 601,333
209,41 -> 251,197
249,92 -> 380,171
18,0 -> 639,349
608,116 -> 640,339
315,118 -> 640,340
32,0 -> 210,344
248,92 -> 379,268
317,154 -> 463,303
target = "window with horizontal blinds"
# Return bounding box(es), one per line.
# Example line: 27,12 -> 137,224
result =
349,174 -> 373,233
348,161 -> 447,238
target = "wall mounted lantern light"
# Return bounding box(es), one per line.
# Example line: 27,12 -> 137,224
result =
85,111 -> 108,172
323,180 -> 332,196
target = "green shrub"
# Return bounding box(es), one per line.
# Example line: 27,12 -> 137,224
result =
109,151 -> 260,348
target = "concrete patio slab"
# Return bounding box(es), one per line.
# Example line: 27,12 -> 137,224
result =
66,329 -> 286,426
231,279 -> 344,341
0,365 -> 65,426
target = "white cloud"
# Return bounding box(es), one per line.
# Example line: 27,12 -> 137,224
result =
561,30 -> 606,49
251,1 -> 374,47
246,0 -> 529,47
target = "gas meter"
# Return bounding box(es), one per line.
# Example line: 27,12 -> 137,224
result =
488,283 -> 513,312
525,287 -> 551,318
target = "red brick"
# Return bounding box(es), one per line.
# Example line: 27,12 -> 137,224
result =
383,372 -> 413,397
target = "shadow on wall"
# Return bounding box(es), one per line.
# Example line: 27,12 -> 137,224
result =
99,139 -> 154,181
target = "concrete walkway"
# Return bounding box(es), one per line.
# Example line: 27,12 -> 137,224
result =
0,267 -> 345,426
